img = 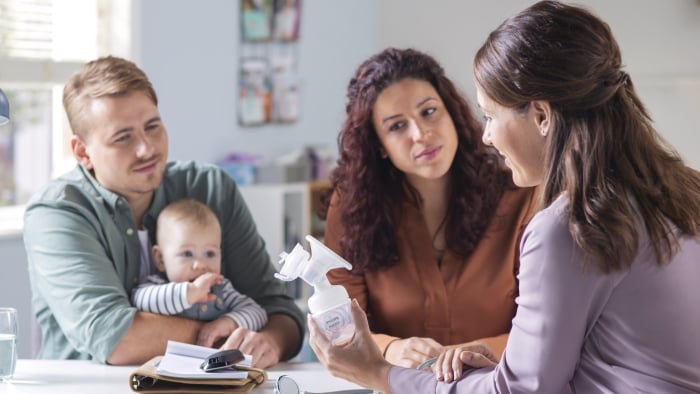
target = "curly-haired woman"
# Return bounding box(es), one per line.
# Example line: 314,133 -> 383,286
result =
320,47 -> 539,369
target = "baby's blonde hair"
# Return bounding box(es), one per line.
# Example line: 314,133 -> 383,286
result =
156,199 -> 221,245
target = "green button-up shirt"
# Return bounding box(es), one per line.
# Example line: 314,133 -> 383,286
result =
23,160 -> 304,362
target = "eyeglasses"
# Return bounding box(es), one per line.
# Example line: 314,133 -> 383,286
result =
274,374 -> 375,394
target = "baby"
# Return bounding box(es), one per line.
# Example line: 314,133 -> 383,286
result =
132,198 -> 268,346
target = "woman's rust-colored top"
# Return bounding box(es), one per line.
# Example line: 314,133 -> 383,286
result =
325,185 -> 539,356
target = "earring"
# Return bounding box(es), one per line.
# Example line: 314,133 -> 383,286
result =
540,128 -> 548,137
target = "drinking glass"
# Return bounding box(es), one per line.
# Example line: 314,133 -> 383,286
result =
0,308 -> 18,382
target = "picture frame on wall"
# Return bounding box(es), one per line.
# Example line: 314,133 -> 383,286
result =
241,0 -> 273,41
238,0 -> 303,127
272,0 -> 302,41
270,55 -> 301,123
238,57 -> 272,126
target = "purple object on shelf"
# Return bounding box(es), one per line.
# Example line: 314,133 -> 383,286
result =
218,152 -> 261,185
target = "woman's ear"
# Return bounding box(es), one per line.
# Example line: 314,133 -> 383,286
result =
531,100 -> 552,137
71,135 -> 93,169
152,245 -> 166,272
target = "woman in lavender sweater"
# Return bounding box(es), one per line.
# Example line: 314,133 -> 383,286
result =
308,1 -> 700,393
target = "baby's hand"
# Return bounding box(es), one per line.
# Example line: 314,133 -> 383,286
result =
187,272 -> 223,305
197,317 -> 238,348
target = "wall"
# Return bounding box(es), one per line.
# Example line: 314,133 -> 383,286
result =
377,0 -> 700,168
138,0 -> 377,164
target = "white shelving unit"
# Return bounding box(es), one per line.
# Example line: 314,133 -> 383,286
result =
238,182 -> 322,362
238,182 -> 310,262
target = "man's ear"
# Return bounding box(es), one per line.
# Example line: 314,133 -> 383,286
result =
531,100 -> 552,137
71,135 -> 93,169
152,245 -> 166,272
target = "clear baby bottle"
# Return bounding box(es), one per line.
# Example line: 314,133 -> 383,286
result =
276,235 -> 355,345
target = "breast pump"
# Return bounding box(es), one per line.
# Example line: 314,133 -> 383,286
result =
275,235 -> 355,345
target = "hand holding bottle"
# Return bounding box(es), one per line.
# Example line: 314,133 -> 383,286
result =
276,235 -> 355,345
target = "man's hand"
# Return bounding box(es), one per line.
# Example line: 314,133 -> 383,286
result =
384,336 -> 443,368
197,316 -> 237,348
219,326 -> 281,369
186,273 -> 223,305
218,313 -> 301,368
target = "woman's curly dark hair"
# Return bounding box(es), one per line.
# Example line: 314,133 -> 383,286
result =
319,48 -> 510,273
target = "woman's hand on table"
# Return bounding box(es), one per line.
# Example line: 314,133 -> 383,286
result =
384,336 -> 443,368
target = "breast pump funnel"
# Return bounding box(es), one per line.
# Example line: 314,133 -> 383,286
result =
276,235 -> 355,345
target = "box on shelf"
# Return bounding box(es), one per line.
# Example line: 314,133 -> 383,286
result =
219,162 -> 256,185
256,161 -> 311,184
217,152 -> 260,185
219,146 -> 335,185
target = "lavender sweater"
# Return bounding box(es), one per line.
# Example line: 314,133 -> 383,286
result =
389,195 -> 700,393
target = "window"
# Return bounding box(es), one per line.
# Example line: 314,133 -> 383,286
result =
0,0 -> 132,235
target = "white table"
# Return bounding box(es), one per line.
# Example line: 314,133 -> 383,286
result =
0,359 -> 371,393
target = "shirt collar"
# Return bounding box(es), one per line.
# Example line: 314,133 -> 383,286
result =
77,164 -> 124,209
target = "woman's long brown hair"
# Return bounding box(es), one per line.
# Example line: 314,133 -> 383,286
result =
474,1 -> 700,271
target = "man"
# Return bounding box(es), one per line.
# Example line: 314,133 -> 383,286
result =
23,56 -> 304,367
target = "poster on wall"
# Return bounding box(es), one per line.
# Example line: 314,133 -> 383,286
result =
241,0 -> 273,41
239,58 -> 272,126
238,0 -> 302,127
272,0 -> 302,41
270,55 -> 300,123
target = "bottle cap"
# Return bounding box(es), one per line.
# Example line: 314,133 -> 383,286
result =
308,284 -> 350,314
275,235 -> 352,286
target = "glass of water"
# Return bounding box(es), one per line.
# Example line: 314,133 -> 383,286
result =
0,308 -> 18,382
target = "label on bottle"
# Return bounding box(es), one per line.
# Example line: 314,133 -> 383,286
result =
312,300 -> 354,345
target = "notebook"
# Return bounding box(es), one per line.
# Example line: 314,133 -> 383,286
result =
156,340 -> 252,380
